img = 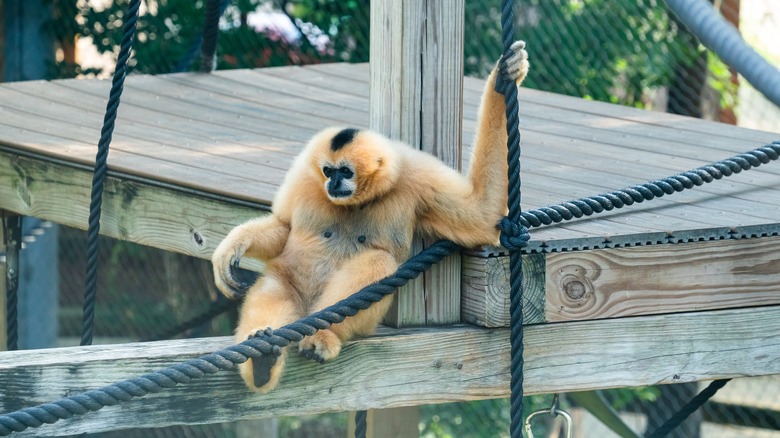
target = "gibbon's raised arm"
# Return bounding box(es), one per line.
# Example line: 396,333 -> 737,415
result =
415,42 -> 528,248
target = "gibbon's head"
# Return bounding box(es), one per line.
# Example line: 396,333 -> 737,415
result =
308,127 -> 401,206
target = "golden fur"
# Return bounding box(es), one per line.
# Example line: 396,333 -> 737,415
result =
212,41 -> 529,392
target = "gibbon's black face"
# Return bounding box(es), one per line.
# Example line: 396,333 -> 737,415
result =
322,163 -> 356,199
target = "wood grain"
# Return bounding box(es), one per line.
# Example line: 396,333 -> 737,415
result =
0,65 -> 778,249
545,236 -> 780,322
462,252 -> 546,327
370,0 -> 465,326
462,236 -> 780,327
0,151 -> 263,260
2,306 -> 778,436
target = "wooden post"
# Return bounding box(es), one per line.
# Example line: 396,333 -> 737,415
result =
370,0 -> 465,327
367,1 -> 464,434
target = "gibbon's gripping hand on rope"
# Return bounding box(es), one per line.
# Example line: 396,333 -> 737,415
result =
211,41 -> 529,393
212,215 -> 290,298
495,41 -> 529,95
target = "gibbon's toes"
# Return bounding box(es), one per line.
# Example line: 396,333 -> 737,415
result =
238,351 -> 285,393
252,353 -> 278,387
300,348 -> 326,364
299,329 -> 342,362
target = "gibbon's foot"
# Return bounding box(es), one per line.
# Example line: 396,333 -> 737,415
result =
236,327 -> 285,392
252,352 -> 279,387
299,329 -> 342,363
496,40 -> 529,93
248,327 -> 281,387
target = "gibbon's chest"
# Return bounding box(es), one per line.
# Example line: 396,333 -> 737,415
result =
289,198 -> 414,259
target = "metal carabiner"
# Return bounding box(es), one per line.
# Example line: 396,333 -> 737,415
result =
523,394 -> 573,438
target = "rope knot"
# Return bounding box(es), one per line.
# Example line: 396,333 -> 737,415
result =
498,217 -> 530,252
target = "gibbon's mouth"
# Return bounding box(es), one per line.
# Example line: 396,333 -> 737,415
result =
329,189 -> 353,198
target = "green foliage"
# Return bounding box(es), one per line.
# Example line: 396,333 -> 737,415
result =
45,0 -> 369,77
464,0 -> 698,108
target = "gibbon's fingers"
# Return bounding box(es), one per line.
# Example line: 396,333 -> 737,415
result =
504,40 -> 529,85
212,215 -> 290,298
299,329 -> 341,363
212,243 -> 249,299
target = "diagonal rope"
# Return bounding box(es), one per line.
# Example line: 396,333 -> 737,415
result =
80,0 -> 141,347
519,141 -> 780,230
0,240 -> 458,436
645,379 -> 731,438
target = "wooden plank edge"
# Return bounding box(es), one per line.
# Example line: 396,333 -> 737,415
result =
1,306 -> 778,436
463,236 -> 780,327
0,149 -> 265,261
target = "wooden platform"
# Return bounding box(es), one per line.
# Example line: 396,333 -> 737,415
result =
1,63 -> 779,435
1,63 -> 779,256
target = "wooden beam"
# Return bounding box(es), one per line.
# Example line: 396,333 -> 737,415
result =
369,0 -> 465,326
1,306 -> 778,436
462,236 -> 780,327
0,150 -> 263,262
462,251 -> 547,327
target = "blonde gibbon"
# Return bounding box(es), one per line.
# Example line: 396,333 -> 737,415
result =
212,41 -> 529,392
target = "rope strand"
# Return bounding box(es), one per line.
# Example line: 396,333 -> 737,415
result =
497,1 -> 528,437
80,0 -> 141,347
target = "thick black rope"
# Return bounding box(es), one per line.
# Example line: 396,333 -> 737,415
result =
355,410 -> 367,438
142,296 -> 238,342
645,379 -> 731,438
199,0 -> 223,73
496,1 -> 529,438
2,214 -> 21,351
0,240 -> 458,436
175,0 -> 232,72
519,141 -> 780,230
80,0 -> 141,347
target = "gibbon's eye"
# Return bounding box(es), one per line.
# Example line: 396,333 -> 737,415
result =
339,166 -> 354,179
323,166 -> 335,177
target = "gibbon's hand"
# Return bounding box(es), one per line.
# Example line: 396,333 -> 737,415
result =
495,40 -> 529,93
212,238 -> 253,298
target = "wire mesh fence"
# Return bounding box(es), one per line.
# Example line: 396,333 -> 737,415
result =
2,0 -> 779,436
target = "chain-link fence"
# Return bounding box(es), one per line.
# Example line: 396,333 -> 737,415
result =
2,0 -> 779,436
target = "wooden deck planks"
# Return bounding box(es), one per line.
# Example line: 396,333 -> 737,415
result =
2,306 -> 779,436
0,63 -> 778,248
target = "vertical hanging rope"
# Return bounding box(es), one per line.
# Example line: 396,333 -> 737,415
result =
496,1 -> 530,437
2,214 -> 21,351
80,0 -> 141,347
354,410 -> 367,438
199,0 -> 224,72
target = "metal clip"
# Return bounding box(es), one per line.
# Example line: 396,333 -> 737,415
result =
524,394 -> 573,438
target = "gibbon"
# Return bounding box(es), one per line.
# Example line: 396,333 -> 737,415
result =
212,40 -> 529,392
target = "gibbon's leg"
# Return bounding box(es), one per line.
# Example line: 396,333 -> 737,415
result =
234,275 -> 302,393
298,250 -> 398,362
212,214 -> 290,298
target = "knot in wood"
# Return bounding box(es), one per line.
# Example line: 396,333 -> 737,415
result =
563,280 -> 587,300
